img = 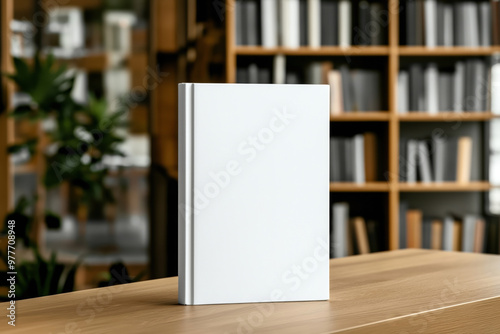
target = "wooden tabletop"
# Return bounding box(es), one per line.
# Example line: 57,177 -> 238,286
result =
2,249 -> 500,333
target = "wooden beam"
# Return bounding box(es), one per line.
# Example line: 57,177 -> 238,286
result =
0,0 -> 14,228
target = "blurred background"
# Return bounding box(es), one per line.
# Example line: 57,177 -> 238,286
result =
1,0 -> 500,300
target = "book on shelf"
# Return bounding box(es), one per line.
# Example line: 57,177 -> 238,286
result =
235,0 -> 387,48
401,135 -> 471,183
403,0 -> 491,47
330,132 -> 378,183
401,208 -> 487,253
178,83 -> 329,305
331,202 -> 381,257
399,59 -> 489,114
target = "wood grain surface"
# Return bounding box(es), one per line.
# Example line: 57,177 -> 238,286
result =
2,249 -> 500,333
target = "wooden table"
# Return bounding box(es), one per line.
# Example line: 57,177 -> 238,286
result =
2,249 -> 500,333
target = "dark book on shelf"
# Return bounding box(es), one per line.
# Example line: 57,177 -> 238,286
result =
321,0 -> 338,46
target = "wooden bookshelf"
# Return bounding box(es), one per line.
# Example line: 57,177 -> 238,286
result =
225,0 -> 497,252
331,112 -> 390,122
399,112 -> 495,122
398,182 -> 492,192
330,182 -> 390,192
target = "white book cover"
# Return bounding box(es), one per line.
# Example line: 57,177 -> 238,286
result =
338,0 -> 351,47
332,202 -> 349,258
424,0 -> 437,47
398,70 -> 409,114
308,0 -> 321,47
281,0 -> 300,48
425,63 -> 439,114
261,0 -> 279,47
178,83 -> 329,305
353,134 -> 365,184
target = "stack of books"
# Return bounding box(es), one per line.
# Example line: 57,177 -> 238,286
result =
331,202 -> 382,258
399,136 -> 472,183
330,132 -> 378,183
400,203 -> 486,252
235,0 -> 387,48
398,60 -> 489,113
402,0 -> 492,47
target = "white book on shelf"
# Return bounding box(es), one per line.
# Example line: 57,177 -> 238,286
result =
453,61 -> 465,112
353,134 -> 365,184
407,140 -> 418,183
462,214 -> 476,252
273,54 -> 286,84
479,2 -> 491,46
261,0 -> 279,47
332,202 -> 349,258
424,0 -> 437,47
425,63 -> 439,114
443,3 -> 453,46
178,83 -> 329,305
417,141 -> 433,183
308,0 -> 321,47
492,62 -> 500,115
338,0 -> 351,47
464,2 -> 479,47
442,216 -> 454,251
281,0 -> 300,48
398,70 -> 409,114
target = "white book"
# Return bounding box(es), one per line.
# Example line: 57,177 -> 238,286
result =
308,0 -> 321,47
462,214 -> 476,252
338,0 -> 351,47
464,2 -> 479,47
425,63 -> 439,114
479,2 -> 491,47
273,54 -> 286,84
332,202 -> 349,258
433,138 -> 446,182
281,0 -> 300,48
442,216 -> 454,251
407,140 -> 418,183
398,70 -> 409,114
178,83 -> 329,305
417,141 -> 433,183
261,0 -> 279,47
453,61 -> 465,112
443,3 -> 453,46
424,0 -> 437,47
492,63 -> 500,115
353,134 -> 365,184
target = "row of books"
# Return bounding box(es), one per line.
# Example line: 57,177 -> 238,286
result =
402,0 -> 493,47
330,133 -> 378,183
399,136 -> 472,183
398,59 -> 489,113
400,204 -> 486,252
236,0 -> 386,48
331,202 -> 382,258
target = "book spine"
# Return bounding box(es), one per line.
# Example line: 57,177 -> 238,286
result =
424,0 -> 437,47
353,134 -> 365,184
417,141 -> 433,182
492,62 -> 500,115
308,0 -> 321,47
443,4 -> 453,46
398,70 -> 409,114
261,0 -> 278,47
457,136 -> 472,183
425,63 -> 439,114
339,0 -> 352,47
442,216 -> 454,251
407,139 -> 418,183
273,54 -> 286,84
178,83 -> 194,305
480,2 -> 492,46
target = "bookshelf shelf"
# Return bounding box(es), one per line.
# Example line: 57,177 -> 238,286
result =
331,112 -> 390,122
234,46 -> 390,56
330,182 -> 390,192
398,46 -> 500,56
398,182 -> 491,192
13,163 -> 37,175
398,112 -> 495,122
